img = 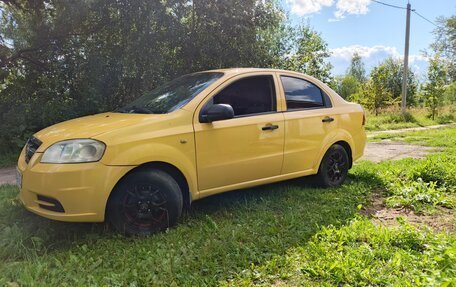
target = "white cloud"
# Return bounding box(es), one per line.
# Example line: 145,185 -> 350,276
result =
286,0 -> 334,16
334,0 -> 371,19
287,0 -> 373,20
329,45 -> 429,75
330,45 -> 400,60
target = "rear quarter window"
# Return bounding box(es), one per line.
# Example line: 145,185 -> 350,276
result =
280,76 -> 331,110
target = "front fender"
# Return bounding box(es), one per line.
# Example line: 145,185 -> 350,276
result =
100,139 -> 198,199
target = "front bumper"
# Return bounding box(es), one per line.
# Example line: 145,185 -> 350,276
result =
17,149 -> 134,222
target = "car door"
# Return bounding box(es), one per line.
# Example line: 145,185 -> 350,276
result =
193,73 -> 285,193
279,74 -> 337,174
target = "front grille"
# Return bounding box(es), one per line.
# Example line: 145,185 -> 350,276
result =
25,137 -> 42,163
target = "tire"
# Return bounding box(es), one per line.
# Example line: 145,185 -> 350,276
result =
314,144 -> 349,188
107,169 -> 183,236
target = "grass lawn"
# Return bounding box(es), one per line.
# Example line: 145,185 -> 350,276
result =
0,127 -> 455,286
364,106 -> 455,131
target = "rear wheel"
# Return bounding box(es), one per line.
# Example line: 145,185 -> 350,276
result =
314,144 -> 349,187
107,169 -> 183,236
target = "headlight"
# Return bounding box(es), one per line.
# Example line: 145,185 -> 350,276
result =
41,139 -> 106,163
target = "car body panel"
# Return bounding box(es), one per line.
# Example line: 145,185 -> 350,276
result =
193,72 -> 286,193
17,148 -> 133,222
17,68 -> 366,222
33,112 -> 159,152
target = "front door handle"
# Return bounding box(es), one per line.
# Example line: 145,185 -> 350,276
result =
262,124 -> 279,131
322,117 -> 334,123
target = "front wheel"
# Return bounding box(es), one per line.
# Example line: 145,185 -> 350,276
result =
314,144 -> 349,188
107,169 -> 183,236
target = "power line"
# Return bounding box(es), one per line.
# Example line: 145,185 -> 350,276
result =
371,0 -> 407,10
412,10 -> 438,26
371,0 -> 438,27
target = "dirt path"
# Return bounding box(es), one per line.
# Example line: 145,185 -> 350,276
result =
0,124 -> 452,186
367,123 -> 455,137
361,141 -> 439,162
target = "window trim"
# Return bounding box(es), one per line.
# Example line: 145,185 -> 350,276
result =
279,75 -> 332,112
199,74 -> 278,122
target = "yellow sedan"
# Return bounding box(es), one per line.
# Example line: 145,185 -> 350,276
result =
17,68 -> 366,235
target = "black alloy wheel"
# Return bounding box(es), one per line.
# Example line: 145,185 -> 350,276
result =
315,144 -> 349,187
108,169 -> 183,236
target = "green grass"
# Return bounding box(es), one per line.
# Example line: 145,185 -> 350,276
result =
0,181 -> 371,286
371,126 -> 456,147
222,218 -> 456,286
0,127 -> 455,285
365,106 -> 455,131
369,127 -> 456,213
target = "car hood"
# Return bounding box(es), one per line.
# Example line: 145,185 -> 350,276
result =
34,112 -> 163,152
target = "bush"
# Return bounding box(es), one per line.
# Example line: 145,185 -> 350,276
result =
437,113 -> 455,124
410,153 -> 456,191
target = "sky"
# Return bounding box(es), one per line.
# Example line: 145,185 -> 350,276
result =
282,0 -> 455,77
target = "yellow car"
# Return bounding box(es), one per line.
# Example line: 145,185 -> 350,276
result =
17,68 -> 366,235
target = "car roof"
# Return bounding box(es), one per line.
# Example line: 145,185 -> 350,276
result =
201,68 -> 302,76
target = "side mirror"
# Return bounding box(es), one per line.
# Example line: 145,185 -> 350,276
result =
200,104 -> 234,123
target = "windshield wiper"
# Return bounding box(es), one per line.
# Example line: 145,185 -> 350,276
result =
116,106 -> 152,114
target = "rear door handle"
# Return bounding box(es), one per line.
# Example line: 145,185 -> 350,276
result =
322,117 -> 334,123
262,124 -> 279,131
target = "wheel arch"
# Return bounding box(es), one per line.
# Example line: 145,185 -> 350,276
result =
105,161 -> 192,221
315,138 -> 354,172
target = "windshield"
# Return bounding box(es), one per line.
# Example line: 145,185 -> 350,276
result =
117,72 -> 224,114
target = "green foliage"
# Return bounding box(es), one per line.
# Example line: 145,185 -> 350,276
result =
431,15 -> 456,81
0,151 -> 19,168
223,218 -> 456,286
380,57 -> 418,106
369,127 -> 456,212
423,54 -> 448,120
346,52 -> 366,83
443,81 -> 456,104
0,1 -> 334,152
349,57 -> 419,114
385,178 -> 449,212
363,65 -> 394,114
334,74 -> 360,100
365,106 -> 455,131
278,25 -> 333,83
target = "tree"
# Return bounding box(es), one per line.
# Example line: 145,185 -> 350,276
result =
363,65 -> 393,115
347,52 -> 366,83
443,81 -> 456,104
423,54 -> 447,120
279,25 -> 333,84
0,0 -> 290,150
372,58 -> 418,106
431,15 -> 456,81
334,75 -> 360,100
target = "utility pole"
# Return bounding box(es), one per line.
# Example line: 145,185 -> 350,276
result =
401,2 -> 411,114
